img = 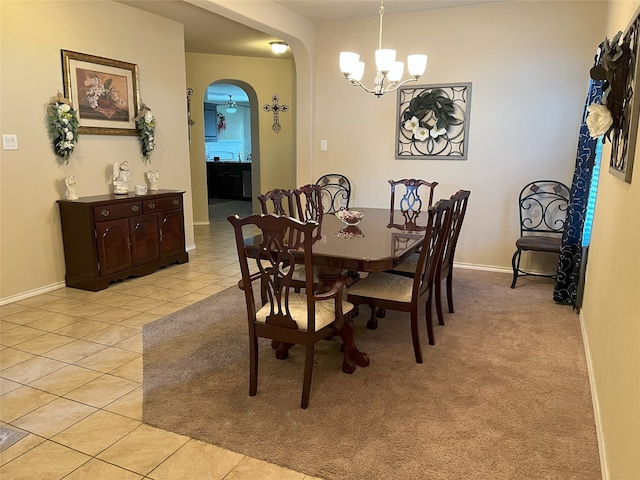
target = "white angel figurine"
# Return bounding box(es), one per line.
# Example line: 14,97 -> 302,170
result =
146,169 -> 160,191
65,175 -> 78,200
113,161 -> 131,194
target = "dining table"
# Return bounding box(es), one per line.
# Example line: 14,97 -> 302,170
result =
248,207 -> 426,373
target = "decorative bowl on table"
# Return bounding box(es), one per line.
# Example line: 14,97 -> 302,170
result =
336,208 -> 365,226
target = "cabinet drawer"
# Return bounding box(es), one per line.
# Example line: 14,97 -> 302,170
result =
144,196 -> 182,213
94,202 -> 142,221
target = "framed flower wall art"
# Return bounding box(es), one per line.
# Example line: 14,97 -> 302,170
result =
62,50 -> 141,135
396,83 -> 472,160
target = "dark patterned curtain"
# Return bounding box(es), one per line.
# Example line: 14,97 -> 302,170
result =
553,52 -> 604,305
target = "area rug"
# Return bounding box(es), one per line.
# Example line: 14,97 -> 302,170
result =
142,269 -> 600,479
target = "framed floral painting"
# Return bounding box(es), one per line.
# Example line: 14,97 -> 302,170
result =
62,50 -> 140,135
395,83 -> 472,160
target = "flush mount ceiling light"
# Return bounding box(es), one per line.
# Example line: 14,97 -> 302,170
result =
225,95 -> 237,114
339,0 -> 428,97
270,41 -> 289,54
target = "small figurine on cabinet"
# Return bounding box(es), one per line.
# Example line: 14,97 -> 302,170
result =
65,175 -> 78,200
146,169 -> 160,191
112,161 -> 131,195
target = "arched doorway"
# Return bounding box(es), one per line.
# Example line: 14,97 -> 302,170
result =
204,81 -> 260,220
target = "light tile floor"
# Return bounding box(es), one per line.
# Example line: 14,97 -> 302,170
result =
0,200 -> 323,480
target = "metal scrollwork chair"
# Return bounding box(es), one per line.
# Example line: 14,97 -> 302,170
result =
228,213 -> 354,409
511,180 -> 570,288
257,188 -> 296,217
316,174 -> 352,213
388,178 -> 439,231
347,199 -> 453,361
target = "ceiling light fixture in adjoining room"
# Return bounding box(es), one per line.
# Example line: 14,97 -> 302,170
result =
225,95 -> 237,114
270,41 -> 289,54
339,0 -> 428,97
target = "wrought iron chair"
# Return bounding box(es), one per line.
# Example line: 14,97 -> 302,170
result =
388,178 -> 438,231
511,180 -> 570,288
228,213 -> 354,409
316,174 -> 352,213
257,188 -> 296,217
347,199 -> 453,362
390,190 -> 471,326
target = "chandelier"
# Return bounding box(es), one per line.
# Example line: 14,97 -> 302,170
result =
339,0 -> 428,97
225,95 -> 237,114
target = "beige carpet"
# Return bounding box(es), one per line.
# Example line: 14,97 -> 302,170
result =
142,269 -> 600,480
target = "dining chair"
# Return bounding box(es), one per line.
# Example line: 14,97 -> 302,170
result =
390,190 -> 471,326
315,174 -> 352,213
347,199 -> 453,363
228,213 -> 354,409
511,180 -> 570,288
293,183 -> 324,224
257,188 -> 297,217
388,178 -> 439,231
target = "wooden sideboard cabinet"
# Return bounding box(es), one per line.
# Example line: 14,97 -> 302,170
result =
57,189 -> 189,291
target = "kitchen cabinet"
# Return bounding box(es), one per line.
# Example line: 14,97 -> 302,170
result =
57,190 -> 188,291
204,103 -> 218,141
207,162 -> 251,200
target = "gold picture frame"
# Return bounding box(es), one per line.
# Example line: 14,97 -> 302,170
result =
62,50 -> 140,136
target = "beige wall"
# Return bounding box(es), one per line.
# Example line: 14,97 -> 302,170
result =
0,1 -> 193,300
313,1 -> 607,271
185,53 -> 295,223
582,3 -> 640,479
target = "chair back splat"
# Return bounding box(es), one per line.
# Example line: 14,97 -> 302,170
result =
294,184 -> 324,223
511,180 -> 570,288
257,188 -> 296,217
388,178 -> 438,231
228,213 -> 353,408
316,174 -> 352,213
347,199 -> 453,362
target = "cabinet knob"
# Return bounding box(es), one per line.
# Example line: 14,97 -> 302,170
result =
172,199 -> 180,206
101,209 -> 110,217
148,203 -> 156,209
131,205 -> 139,212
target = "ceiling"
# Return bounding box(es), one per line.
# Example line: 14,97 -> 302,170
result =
118,0 -> 498,103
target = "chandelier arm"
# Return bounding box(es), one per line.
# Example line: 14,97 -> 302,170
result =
348,78 -> 378,94
383,77 -> 420,94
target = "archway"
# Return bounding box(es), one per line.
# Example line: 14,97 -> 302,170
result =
203,80 -> 261,220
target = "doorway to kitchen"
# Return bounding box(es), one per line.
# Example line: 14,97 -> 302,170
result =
204,81 -> 259,221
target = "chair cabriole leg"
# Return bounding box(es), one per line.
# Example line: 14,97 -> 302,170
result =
511,249 -> 522,288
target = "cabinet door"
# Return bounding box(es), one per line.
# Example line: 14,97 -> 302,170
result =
96,219 -> 132,276
158,210 -> 185,257
130,214 -> 160,266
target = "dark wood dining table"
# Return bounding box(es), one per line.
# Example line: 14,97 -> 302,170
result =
249,207 -> 426,373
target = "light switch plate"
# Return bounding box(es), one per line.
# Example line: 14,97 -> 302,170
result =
2,134 -> 18,150
320,139 -> 327,151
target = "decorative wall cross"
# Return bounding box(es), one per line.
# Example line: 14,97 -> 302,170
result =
262,94 -> 289,133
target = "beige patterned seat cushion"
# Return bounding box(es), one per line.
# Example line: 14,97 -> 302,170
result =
347,272 -> 414,303
291,265 -> 319,283
256,293 -> 354,332
392,252 -> 419,274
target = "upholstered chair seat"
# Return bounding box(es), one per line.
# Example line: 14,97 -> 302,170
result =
256,293 -> 354,331
347,272 -> 414,303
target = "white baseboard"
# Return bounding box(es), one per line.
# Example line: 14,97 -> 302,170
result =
186,243 -> 196,252
453,262 -> 512,275
0,281 -> 66,306
579,310 -> 608,480
193,220 -> 210,226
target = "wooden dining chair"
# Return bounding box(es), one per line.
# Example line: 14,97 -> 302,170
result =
228,213 -> 354,409
347,199 -> 453,363
257,188 -> 296,217
388,178 -> 439,231
293,183 -> 324,224
316,174 -> 352,213
511,180 -> 570,288
390,190 -> 471,326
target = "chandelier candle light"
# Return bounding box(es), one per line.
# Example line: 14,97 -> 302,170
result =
339,0 -> 427,97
